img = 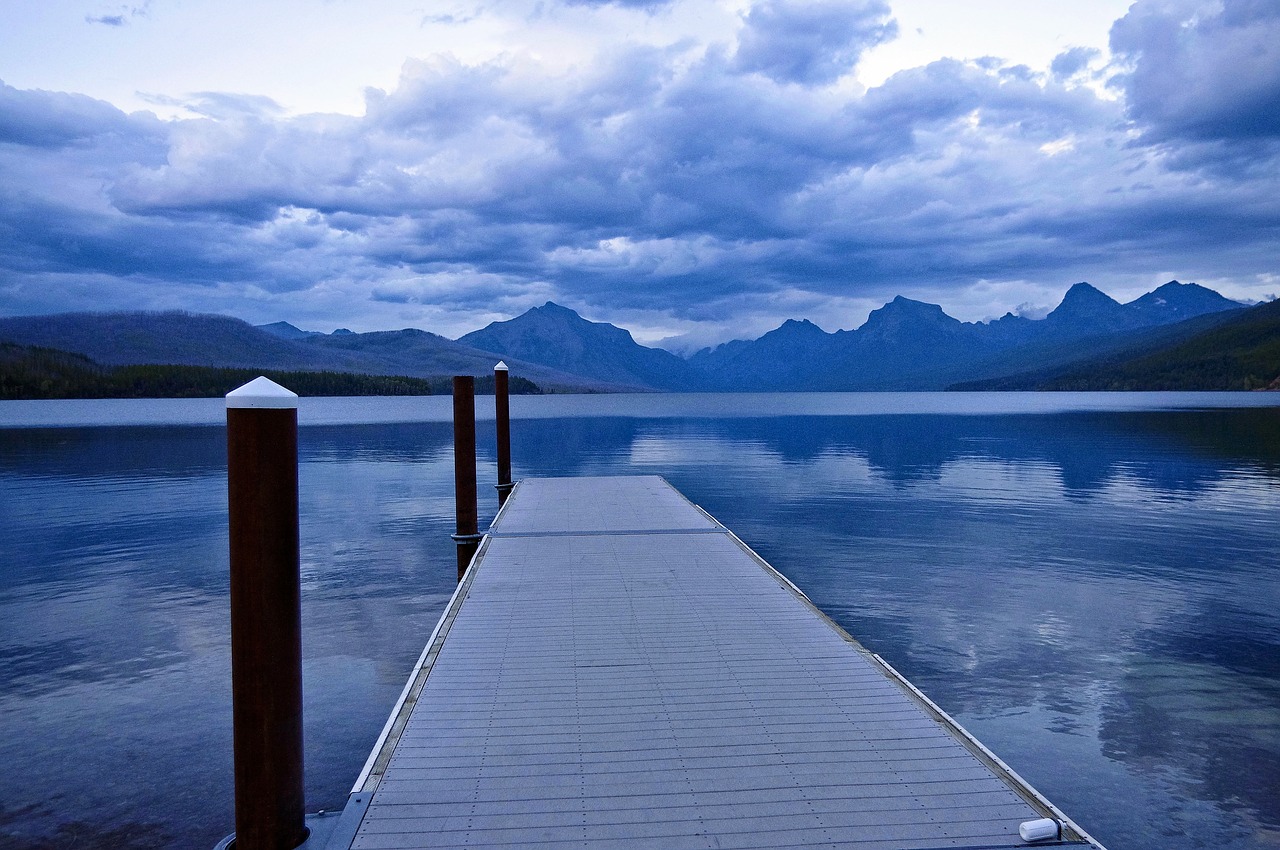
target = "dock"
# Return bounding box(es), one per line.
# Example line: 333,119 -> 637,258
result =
312,475 -> 1101,849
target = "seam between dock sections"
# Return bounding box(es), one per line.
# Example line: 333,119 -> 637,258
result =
334,476 -> 1105,850
487,526 -> 731,538
482,476 -> 1101,846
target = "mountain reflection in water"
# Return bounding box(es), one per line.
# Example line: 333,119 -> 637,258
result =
0,398 -> 1276,849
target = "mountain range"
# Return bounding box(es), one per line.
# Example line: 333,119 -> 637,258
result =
680,281 -> 1253,390
0,310 -> 616,392
1,281 -> 1275,393
957,296 -> 1280,391
450,280 -> 1265,391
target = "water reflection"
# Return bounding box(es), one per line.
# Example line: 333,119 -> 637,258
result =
0,422 -> 467,849
0,404 -> 1277,849
507,409 -> 1280,848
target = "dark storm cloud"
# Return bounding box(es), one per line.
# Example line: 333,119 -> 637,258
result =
0,81 -> 157,148
732,0 -> 897,85
0,186 -> 284,286
2,0 -> 1279,336
1111,0 -> 1280,143
0,87 -> 339,300
106,108 -> 370,223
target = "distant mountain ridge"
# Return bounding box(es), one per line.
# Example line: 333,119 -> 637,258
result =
443,279 -> 1254,392
458,302 -> 704,391
682,281 -> 1250,391
0,281 -> 1268,394
0,311 -> 610,391
1,311 -> 323,369
258,321 -> 320,340
956,298 -> 1280,391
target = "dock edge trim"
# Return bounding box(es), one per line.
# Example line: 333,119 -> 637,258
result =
872,653 -> 1107,850
348,479 -> 522,796
675,479 -> 1108,850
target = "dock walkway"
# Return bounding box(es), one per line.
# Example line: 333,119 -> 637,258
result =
323,476 -> 1100,849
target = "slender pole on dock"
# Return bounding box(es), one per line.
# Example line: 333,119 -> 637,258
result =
494,361 -> 513,507
452,375 -> 481,581
225,377 -> 308,850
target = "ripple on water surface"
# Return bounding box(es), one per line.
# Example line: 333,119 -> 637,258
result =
0,400 -> 1277,849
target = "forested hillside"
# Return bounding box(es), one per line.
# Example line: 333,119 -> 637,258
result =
0,343 -> 541,399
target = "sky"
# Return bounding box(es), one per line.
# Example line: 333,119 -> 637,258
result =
1,0 -> 1278,350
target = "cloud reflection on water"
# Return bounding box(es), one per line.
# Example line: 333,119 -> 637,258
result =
0,405 -> 1276,849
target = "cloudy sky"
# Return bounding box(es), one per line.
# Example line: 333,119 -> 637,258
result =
2,0 -> 1277,349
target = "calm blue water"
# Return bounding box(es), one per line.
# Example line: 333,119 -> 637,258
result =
1,393 -> 1278,849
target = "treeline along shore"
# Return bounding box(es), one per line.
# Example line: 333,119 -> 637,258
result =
0,343 -> 542,400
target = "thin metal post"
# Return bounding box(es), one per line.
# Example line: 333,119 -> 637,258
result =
226,377 -> 307,850
494,361 -> 512,507
452,375 -> 480,581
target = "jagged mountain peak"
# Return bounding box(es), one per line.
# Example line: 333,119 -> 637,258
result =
874,295 -> 953,316
257,320 -> 318,340
860,296 -> 959,334
469,301 -> 637,346
770,318 -> 828,337
1127,280 -> 1244,316
1053,281 -> 1118,308
457,301 -> 699,390
742,318 -> 833,354
1149,279 -> 1186,293
886,294 -> 942,309
1045,282 -> 1125,325
1043,279 -> 1243,334
524,301 -> 585,321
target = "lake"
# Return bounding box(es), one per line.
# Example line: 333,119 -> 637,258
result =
1,392 -> 1277,849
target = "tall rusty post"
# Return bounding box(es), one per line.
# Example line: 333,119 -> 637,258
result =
452,375 -> 481,581
226,377 -> 308,850
494,361 -> 513,507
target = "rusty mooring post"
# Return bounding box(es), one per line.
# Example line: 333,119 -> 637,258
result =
225,377 -> 308,850
494,361 -> 513,507
452,375 -> 481,581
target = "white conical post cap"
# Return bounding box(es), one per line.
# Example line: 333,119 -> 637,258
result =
494,361 -> 508,371
226,376 -> 299,409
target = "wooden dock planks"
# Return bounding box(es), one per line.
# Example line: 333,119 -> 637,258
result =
328,476 -> 1100,849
